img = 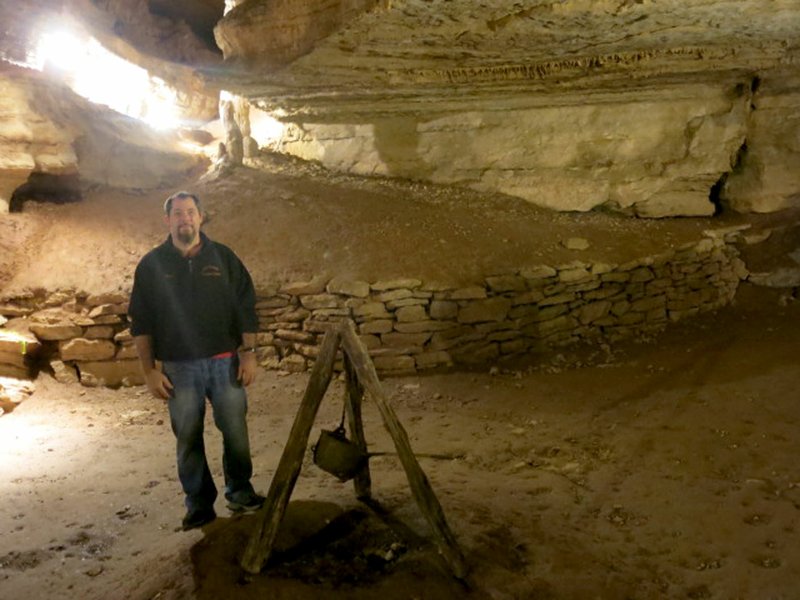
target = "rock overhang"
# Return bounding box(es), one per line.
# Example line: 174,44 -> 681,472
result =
0,0 -> 799,217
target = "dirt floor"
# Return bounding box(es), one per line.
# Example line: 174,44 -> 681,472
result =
2,152 -> 792,297
1,157 -> 799,599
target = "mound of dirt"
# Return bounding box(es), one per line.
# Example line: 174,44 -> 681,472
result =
2,153 -> 795,297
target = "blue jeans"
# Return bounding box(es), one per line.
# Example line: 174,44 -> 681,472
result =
162,356 -> 256,513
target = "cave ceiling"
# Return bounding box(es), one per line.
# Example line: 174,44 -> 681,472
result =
2,1 -> 798,120
1,1 -> 799,217
213,0 -> 800,120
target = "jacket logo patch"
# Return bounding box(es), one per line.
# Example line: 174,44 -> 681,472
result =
202,265 -> 223,277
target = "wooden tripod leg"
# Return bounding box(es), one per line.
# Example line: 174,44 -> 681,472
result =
344,353 -> 372,500
240,330 -> 341,575
340,321 -> 468,579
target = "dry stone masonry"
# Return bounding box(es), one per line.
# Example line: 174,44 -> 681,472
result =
0,292 -> 139,387
255,235 -> 745,375
0,232 -> 747,387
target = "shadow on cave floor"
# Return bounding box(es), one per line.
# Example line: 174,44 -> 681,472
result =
187,500 -> 508,600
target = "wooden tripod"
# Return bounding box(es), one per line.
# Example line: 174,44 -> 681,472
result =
240,319 -> 468,579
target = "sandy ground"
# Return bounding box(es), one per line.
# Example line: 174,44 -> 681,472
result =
1,152 -> 792,297
0,284 -> 799,599
1,158 -> 799,599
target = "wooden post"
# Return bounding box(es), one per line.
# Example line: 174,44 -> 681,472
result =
240,330 -> 341,575
344,353 -> 372,500
339,321 -> 468,579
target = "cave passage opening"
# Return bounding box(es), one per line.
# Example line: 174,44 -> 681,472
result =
9,172 -> 83,213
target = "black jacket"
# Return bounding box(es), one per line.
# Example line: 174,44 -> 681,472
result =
129,232 -> 258,361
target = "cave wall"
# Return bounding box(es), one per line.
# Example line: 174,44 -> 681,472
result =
0,65 -> 204,212
267,72 -> 800,217
721,74 -> 800,213
222,0 -> 800,217
0,65 -> 78,212
0,0 -> 224,212
2,0 -> 799,218
272,80 -> 758,217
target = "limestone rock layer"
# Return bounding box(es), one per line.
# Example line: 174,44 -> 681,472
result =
0,65 -> 203,212
213,0 -> 800,216
1,0 -> 799,217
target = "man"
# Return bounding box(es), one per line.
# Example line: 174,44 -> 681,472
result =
129,191 -> 264,531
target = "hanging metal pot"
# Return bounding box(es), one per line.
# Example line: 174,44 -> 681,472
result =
312,425 -> 368,482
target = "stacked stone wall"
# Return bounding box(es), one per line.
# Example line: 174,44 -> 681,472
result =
0,292 -> 138,387
0,234 -> 747,387
255,236 -> 746,374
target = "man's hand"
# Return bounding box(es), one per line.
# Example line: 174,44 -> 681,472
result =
134,336 -> 171,400
238,351 -> 258,386
145,369 -> 173,400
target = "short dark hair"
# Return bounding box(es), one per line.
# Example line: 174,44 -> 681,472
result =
164,191 -> 202,215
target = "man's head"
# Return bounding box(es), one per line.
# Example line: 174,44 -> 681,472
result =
163,191 -> 203,248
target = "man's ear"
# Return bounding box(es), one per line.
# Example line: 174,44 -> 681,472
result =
162,213 -> 170,226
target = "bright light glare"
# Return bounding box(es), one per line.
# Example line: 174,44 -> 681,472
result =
0,416 -> 87,483
35,30 -> 84,71
249,106 -> 287,148
34,28 -> 181,130
0,418 -> 50,455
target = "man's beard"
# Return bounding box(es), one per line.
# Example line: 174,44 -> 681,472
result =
176,226 -> 196,245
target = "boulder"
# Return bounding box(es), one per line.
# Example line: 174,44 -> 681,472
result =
214,0 -> 383,67
76,359 -> 143,387
60,338 -> 116,361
